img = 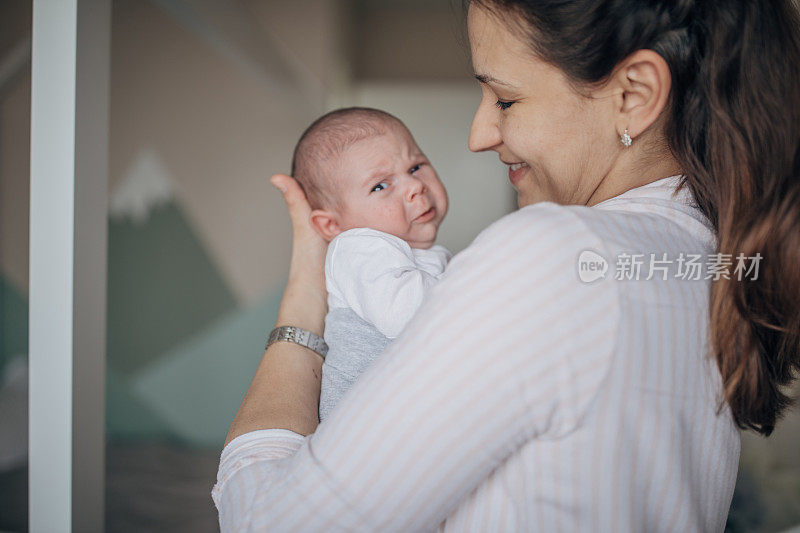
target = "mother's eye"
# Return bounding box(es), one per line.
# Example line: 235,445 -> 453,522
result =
495,99 -> 514,110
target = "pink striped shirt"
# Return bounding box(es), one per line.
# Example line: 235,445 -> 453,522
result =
213,175 -> 740,532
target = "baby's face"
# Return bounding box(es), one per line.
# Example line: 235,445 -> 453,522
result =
332,126 -> 448,249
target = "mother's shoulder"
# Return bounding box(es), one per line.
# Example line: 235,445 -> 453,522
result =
448,201 -> 615,285
472,201 -> 606,250
473,197 -> 705,253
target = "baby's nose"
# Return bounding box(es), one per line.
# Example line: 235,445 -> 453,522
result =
405,177 -> 426,201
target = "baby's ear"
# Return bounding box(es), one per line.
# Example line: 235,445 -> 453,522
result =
309,209 -> 342,242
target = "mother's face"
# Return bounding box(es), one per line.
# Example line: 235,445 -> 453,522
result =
467,5 -> 618,207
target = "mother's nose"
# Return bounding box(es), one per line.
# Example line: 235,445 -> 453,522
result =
468,100 -> 501,152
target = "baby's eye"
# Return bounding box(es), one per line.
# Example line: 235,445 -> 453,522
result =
370,182 -> 388,193
409,164 -> 422,174
494,99 -> 514,110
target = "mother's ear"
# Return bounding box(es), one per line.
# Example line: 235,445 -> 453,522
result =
610,49 -> 672,141
310,209 -> 342,242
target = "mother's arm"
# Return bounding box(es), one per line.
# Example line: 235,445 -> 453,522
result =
224,174 -> 328,445
215,199 -> 619,531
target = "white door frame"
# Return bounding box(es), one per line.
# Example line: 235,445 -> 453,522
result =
28,0 -> 110,530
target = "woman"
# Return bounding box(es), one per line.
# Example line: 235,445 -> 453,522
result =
213,1 -> 800,530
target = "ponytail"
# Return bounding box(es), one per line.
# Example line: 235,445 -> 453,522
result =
672,0 -> 800,435
473,0 -> 800,435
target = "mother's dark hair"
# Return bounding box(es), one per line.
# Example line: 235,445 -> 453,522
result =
470,0 -> 800,435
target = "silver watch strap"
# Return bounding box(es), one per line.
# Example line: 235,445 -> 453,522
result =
267,326 -> 328,359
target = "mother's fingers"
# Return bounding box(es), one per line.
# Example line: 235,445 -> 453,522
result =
270,174 -> 327,258
271,174 -> 312,223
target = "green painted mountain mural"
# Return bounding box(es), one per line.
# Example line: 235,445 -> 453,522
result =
130,288 -> 283,449
106,366 -> 179,443
0,198 -> 284,449
106,174 -> 286,447
0,275 -> 27,384
107,200 -> 238,376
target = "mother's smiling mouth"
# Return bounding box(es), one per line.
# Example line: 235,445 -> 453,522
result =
508,163 -> 530,185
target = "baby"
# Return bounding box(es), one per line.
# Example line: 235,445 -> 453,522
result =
291,107 -> 451,421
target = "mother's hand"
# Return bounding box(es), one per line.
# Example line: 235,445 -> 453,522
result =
270,174 -> 328,331
223,175 -> 328,445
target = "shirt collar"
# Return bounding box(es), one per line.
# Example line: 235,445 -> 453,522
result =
592,174 -> 717,249
593,174 -> 692,208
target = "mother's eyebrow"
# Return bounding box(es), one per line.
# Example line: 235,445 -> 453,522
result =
474,73 -> 514,87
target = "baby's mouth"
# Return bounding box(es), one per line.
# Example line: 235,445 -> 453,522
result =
414,207 -> 435,222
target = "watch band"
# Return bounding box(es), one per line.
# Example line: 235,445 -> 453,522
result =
267,326 -> 328,359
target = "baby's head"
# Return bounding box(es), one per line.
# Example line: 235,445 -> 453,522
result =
292,107 -> 448,249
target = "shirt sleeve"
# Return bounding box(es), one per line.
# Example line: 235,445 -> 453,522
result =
326,230 -> 442,338
213,204 -> 620,532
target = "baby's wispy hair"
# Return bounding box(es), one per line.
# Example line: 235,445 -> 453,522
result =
291,107 -> 405,209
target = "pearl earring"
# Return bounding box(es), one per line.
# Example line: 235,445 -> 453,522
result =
620,128 -> 632,147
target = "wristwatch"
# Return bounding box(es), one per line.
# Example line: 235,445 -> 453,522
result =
267,326 -> 328,359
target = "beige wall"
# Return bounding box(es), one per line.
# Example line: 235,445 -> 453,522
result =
0,72 -> 30,294
245,0 -> 353,93
0,0 -> 31,295
0,1 -> 30,53
109,0 -> 333,305
354,2 -> 471,81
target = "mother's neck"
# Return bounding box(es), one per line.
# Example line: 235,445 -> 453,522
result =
587,136 -> 683,206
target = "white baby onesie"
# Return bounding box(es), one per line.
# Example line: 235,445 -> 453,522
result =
319,228 -> 451,421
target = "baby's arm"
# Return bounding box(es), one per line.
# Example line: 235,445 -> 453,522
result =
326,230 -> 447,338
